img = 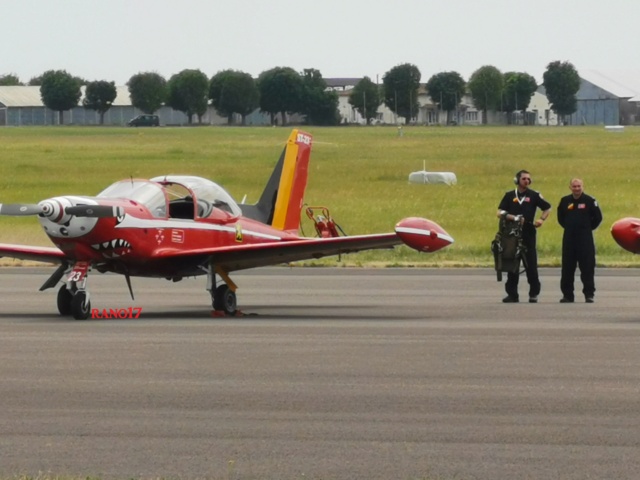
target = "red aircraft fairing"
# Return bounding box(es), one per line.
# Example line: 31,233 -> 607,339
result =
0,129 -> 454,319
611,217 -> 640,254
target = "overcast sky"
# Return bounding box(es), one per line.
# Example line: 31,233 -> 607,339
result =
2,0 -> 638,85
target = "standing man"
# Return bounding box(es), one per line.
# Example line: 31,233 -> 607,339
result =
497,170 -> 552,303
557,178 -> 603,303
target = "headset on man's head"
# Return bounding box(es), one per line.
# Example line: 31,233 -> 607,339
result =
514,170 -> 532,185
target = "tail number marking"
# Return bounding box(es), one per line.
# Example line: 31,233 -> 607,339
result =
296,133 -> 311,145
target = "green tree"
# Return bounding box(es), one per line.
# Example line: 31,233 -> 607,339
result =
468,65 -> 503,124
28,75 -> 43,86
348,77 -> 381,124
543,61 -> 580,125
502,72 -> 538,124
0,74 -> 23,86
299,69 -> 339,126
39,70 -> 82,125
127,72 -> 167,114
209,70 -> 259,125
83,80 -> 117,125
258,66 -> 303,125
74,76 -> 89,86
382,63 -> 421,123
166,69 -> 209,124
425,71 -> 466,124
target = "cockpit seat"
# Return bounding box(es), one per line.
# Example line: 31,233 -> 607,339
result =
168,199 -> 194,219
168,198 -> 213,219
197,199 -> 212,218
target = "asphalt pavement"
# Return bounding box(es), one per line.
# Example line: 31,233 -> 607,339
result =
1,267 -> 640,479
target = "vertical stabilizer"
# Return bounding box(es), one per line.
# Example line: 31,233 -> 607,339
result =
240,129 -> 312,232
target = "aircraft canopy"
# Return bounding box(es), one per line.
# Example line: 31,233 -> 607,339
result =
150,175 -> 242,217
98,180 -> 167,217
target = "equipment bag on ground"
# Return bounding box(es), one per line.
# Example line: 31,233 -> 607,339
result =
491,217 -> 527,281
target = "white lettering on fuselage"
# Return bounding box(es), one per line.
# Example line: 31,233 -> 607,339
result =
296,133 -> 311,145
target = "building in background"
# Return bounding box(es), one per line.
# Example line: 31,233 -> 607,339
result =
567,70 -> 640,126
2,72 -> 637,126
331,79 -> 554,126
0,86 -> 231,126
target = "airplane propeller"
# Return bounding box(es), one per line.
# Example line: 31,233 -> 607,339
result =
0,202 -> 124,219
65,205 -> 125,218
0,203 -> 45,216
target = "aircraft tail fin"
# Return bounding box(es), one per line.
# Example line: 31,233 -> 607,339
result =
241,129 -> 312,232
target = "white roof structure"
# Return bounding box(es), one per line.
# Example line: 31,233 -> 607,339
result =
0,85 -> 132,107
580,70 -> 640,102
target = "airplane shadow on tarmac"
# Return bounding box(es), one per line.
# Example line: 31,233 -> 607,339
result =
0,304 -> 431,323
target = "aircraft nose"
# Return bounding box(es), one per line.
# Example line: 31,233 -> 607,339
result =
39,197 -> 73,224
38,196 -> 100,238
611,217 -> 640,254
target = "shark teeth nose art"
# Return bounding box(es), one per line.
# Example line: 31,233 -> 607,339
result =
91,238 -> 132,258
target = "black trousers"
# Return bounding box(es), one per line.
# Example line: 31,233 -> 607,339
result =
560,233 -> 596,299
505,233 -> 540,299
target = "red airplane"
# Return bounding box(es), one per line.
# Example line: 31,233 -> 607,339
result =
611,217 -> 640,254
0,129 -> 454,320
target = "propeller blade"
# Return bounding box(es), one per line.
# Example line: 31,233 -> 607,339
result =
65,205 -> 125,218
0,203 -> 44,216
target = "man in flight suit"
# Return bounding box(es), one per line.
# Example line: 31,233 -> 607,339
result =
557,178 -> 603,303
497,170 -> 552,303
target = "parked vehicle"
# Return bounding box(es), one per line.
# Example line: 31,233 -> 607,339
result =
127,114 -> 159,127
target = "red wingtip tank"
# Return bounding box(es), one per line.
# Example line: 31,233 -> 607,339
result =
611,217 -> 640,254
395,217 -> 454,253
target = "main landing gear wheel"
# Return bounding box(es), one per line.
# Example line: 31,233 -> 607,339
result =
57,285 -> 73,316
213,284 -> 237,316
71,291 -> 91,320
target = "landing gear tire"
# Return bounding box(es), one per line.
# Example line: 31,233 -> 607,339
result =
213,284 -> 237,316
57,285 -> 73,316
71,291 -> 91,320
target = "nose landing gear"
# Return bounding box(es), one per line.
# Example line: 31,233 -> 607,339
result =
56,262 -> 92,320
57,284 -> 92,320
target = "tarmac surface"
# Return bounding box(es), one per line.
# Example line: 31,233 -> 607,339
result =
1,267 -> 640,480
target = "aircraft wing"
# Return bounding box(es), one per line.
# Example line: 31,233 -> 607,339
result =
0,243 -> 67,264
152,233 -> 401,272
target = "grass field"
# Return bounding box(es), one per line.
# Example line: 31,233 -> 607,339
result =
0,125 -> 638,267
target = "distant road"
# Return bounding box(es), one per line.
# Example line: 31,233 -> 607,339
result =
1,267 -> 640,480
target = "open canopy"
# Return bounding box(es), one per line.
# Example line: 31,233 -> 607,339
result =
97,176 -> 242,218
151,175 -> 242,217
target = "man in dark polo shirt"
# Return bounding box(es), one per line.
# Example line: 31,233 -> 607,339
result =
497,170 -> 552,303
557,178 -> 603,303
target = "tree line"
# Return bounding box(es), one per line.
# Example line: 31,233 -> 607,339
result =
0,61 -> 580,126
349,61 -> 580,125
